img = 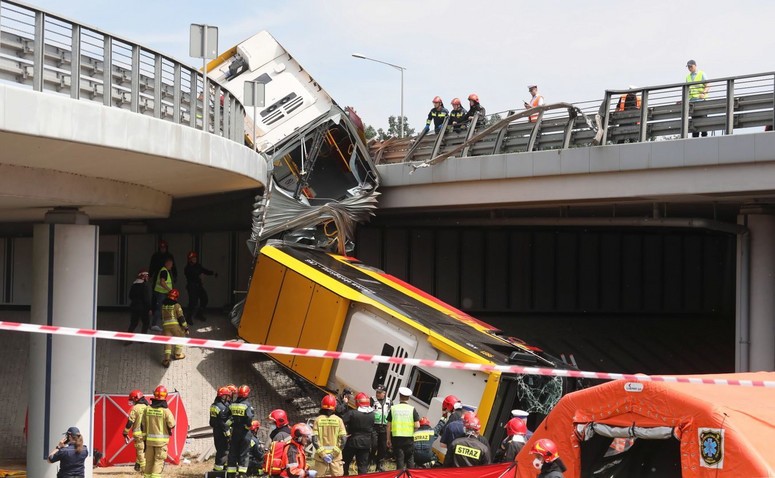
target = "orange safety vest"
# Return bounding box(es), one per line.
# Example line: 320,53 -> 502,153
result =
528,95 -> 544,122
616,94 -> 642,112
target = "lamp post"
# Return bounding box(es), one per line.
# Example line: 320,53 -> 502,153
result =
352,53 -> 406,138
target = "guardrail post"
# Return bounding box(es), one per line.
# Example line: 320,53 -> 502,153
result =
70,24 -> 81,99
32,11 -> 44,92
153,55 -> 162,118
173,63 -> 181,123
639,89 -> 649,142
600,91 -> 611,145
562,108 -> 576,149
772,74 -> 775,130
430,116 -> 449,158
492,110 -> 514,154
130,45 -> 140,113
526,112 -> 544,152
726,79 -> 735,135
214,85 -> 222,135
102,36 -> 112,106
189,70 -> 197,127
461,116 -> 479,157
681,84 -> 690,138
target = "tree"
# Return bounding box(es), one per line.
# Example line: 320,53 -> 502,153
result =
374,115 -> 415,140
364,124 -> 378,140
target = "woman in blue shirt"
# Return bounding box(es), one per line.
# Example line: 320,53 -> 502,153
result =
48,426 -> 89,478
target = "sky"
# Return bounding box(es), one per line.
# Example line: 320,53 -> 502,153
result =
21,0 -> 775,132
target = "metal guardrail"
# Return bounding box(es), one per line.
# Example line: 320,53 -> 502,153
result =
0,0 -> 246,143
372,72 -> 775,166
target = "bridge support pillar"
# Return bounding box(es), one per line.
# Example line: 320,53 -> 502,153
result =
27,209 -> 97,478
739,208 -> 775,372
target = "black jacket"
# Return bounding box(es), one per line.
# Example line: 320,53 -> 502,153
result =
210,398 -> 231,433
444,434 -> 491,467
538,458 -> 567,477
185,262 -> 214,288
49,443 -> 89,477
462,103 -> 486,126
129,281 -> 151,312
344,409 -> 375,449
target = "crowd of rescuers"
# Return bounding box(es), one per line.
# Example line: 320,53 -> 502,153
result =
109,384 -> 568,477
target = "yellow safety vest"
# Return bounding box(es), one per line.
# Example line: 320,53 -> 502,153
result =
125,403 -> 147,437
142,406 -> 175,446
154,267 -> 172,293
686,71 -> 707,100
389,403 -> 415,438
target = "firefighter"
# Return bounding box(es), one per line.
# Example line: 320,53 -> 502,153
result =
444,414 -> 491,467
227,384 -> 255,477
434,394 -> 463,437
160,288 -> 188,368
530,438 -> 567,477
449,98 -> 467,132
210,386 -> 233,473
246,420 -> 266,476
422,96 -> 449,134
369,384 -> 390,472
312,394 -> 347,476
386,387 -> 419,470
459,93 -> 486,128
226,384 -> 238,403
137,385 -> 176,478
282,423 -> 317,478
268,409 -> 292,443
495,417 -> 527,463
413,417 -> 437,468
184,250 -> 217,323
123,389 -> 149,472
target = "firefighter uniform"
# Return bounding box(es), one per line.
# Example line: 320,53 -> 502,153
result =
138,399 -> 176,477
210,398 -> 232,471
227,397 -> 255,476
412,424 -> 436,467
124,399 -> 149,471
445,434 -> 491,467
312,413 -> 347,476
161,298 -> 187,365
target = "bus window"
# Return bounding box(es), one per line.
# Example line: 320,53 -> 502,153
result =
408,367 -> 441,407
372,343 -> 394,390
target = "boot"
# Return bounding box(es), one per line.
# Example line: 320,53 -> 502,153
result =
175,353 -> 186,360
162,357 -> 171,368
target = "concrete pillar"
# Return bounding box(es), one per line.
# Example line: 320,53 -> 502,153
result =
28,210 -> 97,478
739,208 -> 775,372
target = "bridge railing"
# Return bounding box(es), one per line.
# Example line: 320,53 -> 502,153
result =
372,72 -> 775,166
0,0 -> 246,143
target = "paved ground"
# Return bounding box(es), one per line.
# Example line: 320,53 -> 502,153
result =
0,308 -> 325,471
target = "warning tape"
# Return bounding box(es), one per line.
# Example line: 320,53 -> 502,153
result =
2,320 -> 773,388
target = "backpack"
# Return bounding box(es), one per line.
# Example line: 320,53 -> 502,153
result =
263,439 -> 290,476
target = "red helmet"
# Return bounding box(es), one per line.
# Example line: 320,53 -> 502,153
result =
227,384 -> 237,398
468,93 -> 479,103
291,423 -> 312,443
158,239 -> 168,249
531,438 -> 559,463
463,414 -> 481,432
442,395 -> 461,412
451,98 -> 461,106
129,389 -> 144,402
419,417 -> 431,427
187,250 -> 198,261
461,411 -> 475,424
217,386 -> 231,399
268,409 -> 289,427
154,385 -> 168,400
167,289 -> 179,300
249,420 -> 261,432
432,96 -> 443,104
321,394 -> 337,410
137,269 -> 149,279
355,392 -> 370,407
505,417 -> 527,436
237,385 -> 250,399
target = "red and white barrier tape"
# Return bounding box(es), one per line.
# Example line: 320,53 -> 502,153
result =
2,320 -> 773,388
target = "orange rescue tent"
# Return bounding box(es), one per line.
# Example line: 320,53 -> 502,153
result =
515,372 -> 775,477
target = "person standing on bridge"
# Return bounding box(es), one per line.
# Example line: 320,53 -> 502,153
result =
449,98 -> 467,132
686,60 -> 710,137
525,85 -> 545,123
460,93 -> 487,128
422,96 -> 449,134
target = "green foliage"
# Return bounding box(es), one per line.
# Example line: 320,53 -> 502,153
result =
374,115 -> 415,140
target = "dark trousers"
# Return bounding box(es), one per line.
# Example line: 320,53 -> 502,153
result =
371,426 -> 388,470
213,430 -> 229,470
227,429 -> 250,473
151,291 -> 166,328
187,284 -> 208,321
392,437 -> 414,470
128,309 -> 149,334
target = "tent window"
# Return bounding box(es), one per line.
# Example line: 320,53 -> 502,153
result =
580,434 -> 681,478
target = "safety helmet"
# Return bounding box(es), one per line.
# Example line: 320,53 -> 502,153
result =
461,411 -> 476,424
468,93 -> 479,103
451,98 -> 461,106
290,423 -> 313,443
531,438 -> 559,463
137,269 -> 149,279
321,394 -> 337,410
268,409 -> 289,427
442,395 -> 461,412
158,239 -> 168,249
227,384 -> 238,397
217,386 -> 231,399
432,96 -> 443,104
153,385 -> 168,400
129,389 -> 144,402
505,417 -> 527,436
237,385 -> 250,399
355,392 -> 370,407
419,417 -> 431,427
187,250 -> 198,261
167,289 -> 179,301
463,414 -> 481,432
249,420 -> 261,432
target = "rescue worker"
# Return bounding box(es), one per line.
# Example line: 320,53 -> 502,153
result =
686,59 -> 710,137
386,387 -> 419,470
268,409 -> 292,443
444,414 -> 491,467
448,98 -> 467,132
227,384 -> 238,403
459,93 -> 487,128
616,86 -> 641,112
530,438 -> 567,477
227,384 -> 255,477
123,389 -> 149,472
282,423 -> 317,478
151,257 -> 175,332
245,420 -> 266,476
148,240 -> 175,330
422,96 -> 449,134
137,385 -> 176,478
342,392 -> 374,476
312,394 -> 347,476
441,409 -> 473,451
413,417 -> 437,468
160,288 -> 188,368
210,386 -> 233,473
495,417 -> 527,463
47,426 -> 89,476
127,269 -> 152,336
511,409 -> 533,438
184,250 -> 217,323
369,384 -> 390,472
335,388 -> 353,417
524,85 -> 545,123
433,394 -> 463,437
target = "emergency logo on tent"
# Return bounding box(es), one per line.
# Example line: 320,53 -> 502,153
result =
623,382 -> 644,392
698,428 -> 724,468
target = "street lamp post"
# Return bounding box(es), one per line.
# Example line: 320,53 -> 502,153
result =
352,53 -> 406,138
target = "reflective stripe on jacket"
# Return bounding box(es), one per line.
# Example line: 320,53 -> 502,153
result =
686,71 -> 707,100
390,403 -> 415,437
154,267 -> 172,293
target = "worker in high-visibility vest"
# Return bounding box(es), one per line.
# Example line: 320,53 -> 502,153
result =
151,258 -> 174,332
686,59 -> 710,137
123,389 -> 150,472
136,385 -> 176,478
524,85 -> 545,123
616,86 -> 642,112
386,387 -> 419,470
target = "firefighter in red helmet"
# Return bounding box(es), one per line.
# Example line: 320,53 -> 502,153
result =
422,96 -> 449,134
531,438 -> 567,477
137,385 -> 176,477
211,386 -> 233,472
457,93 -> 486,129
444,413 -> 491,468
268,409 -> 292,443
227,385 -> 255,477
123,389 -> 149,471
312,394 -> 347,476
160,288 -> 188,368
